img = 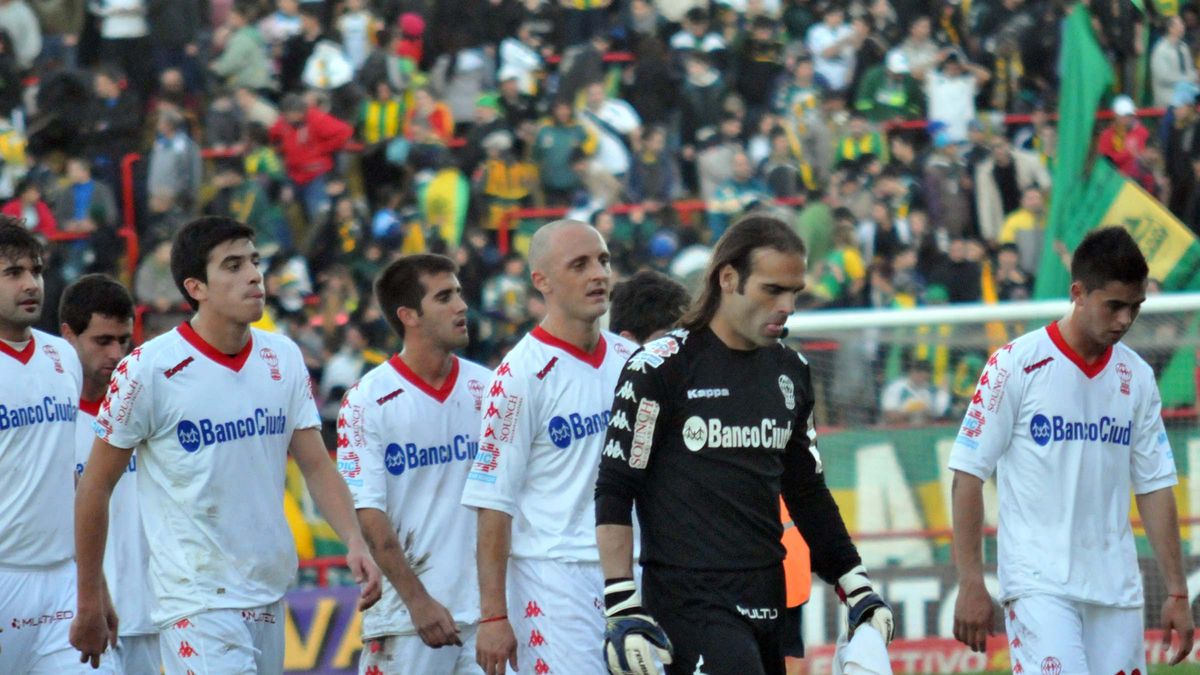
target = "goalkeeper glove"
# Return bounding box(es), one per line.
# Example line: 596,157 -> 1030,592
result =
836,565 -> 894,644
603,578 -> 673,675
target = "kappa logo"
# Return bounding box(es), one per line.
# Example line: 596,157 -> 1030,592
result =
536,357 -> 558,380
376,387 -> 404,405
616,381 -> 636,401
625,351 -> 664,373
1023,356 -> 1054,374
603,439 -> 625,460
164,356 -> 194,379
687,388 -> 730,399
497,362 -> 513,377
609,410 -> 630,431
694,655 -> 708,675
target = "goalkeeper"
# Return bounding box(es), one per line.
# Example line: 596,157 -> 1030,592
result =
594,214 -> 892,675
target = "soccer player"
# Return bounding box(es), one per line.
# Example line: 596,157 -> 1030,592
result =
0,220 -> 111,674
61,274 -> 159,674
950,226 -> 1194,672
71,217 -> 382,674
608,270 -> 690,345
463,220 -> 637,675
595,215 -> 893,675
339,254 -> 492,674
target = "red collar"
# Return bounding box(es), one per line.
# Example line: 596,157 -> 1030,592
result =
531,326 -> 606,369
389,354 -> 459,403
177,322 -> 253,372
79,397 -> 101,416
0,334 -> 34,364
1046,321 -> 1112,379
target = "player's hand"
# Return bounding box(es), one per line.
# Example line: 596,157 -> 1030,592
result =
952,577 -> 996,653
1160,594 -> 1195,665
345,539 -> 383,611
603,578 -> 673,675
409,591 -> 462,648
70,605 -> 115,669
476,618 -> 518,675
837,566 -> 894,645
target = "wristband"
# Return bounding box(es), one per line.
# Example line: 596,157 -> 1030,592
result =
480,615 -> 508,624
1169,594 -> 1189,600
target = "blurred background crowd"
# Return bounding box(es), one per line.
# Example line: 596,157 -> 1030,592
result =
8,0 -> 1197,442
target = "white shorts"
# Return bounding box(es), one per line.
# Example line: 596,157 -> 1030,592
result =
360,624 -> 478,674
509,558 -> 605,675
0,562 -> 116,674
158,601 -> 284,675
1004,595 -> 1145,675
115,633 -> 160,674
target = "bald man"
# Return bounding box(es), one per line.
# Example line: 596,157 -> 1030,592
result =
462,221 -> 638,675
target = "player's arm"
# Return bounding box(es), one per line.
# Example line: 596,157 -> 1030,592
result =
595,353 -> 672,675
71,437 -> 129,667
948,345 -> 1017,652
1131,381 -> 1192,664
781,361 -> 892,644
289,427 -> 381,610
476,507 -> 517,674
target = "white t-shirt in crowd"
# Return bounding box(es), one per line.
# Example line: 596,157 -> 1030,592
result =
461,327 -> 636,562
339,354 -> 491,639
948,322 -> 1177,607
0,330 -> 81,569
94,323 -> 321,626
76,401 -> 156,636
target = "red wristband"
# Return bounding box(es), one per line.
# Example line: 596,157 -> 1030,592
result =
480,615 -> 508,624
1169,594 -> 1189,600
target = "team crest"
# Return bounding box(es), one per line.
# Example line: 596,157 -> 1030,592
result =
42,344 -> 63,374
259,347 -> 281,381
778,375 -> 795,410
1116,362 -> 1132,396
467,379 -> 484,410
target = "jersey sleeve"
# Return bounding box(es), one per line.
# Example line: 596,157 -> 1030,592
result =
461,365 -> 533,515
1130,370 -> 1178,495
594,348 -> 669,526
94,350 -> 155,451
284,339 -> 321,431
948,344 -> 1020,481
780,356 -> 862,583
337,384 -> 387,511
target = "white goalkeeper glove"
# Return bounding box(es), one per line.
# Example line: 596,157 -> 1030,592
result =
603,578 -> 673,675
837,564 -> 894,644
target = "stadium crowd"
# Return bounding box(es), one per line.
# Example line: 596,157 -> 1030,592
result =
3,0 -> 1193,432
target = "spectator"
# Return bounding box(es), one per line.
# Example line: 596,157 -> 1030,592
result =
707,149 -> 769,239
679,51 -> 726,153
473,130 -> 537,230
854,50 -> 924,122
203,89 -> 243,150
1162,84 -> 1200,219
579,80 -> 641,181
497,68 -> 537,130
146,0 -> 201,86
269,93 -> 354,220
461,92 -> 509,174
817,219 -> 868,306
50,156 -> 119,276
0,0 -> 40,70
805,4 -> 863,94
357,79 -> 405,205
973,135 -> 1050,241
3,177 -> 56,236
922,130 -> 972,238
924,50 -> 990,143
146,108 -> 202,213
533,99 -> 595,205
669,7 -> 727,73
1091,0 -> 1144,96
499,21 -> 544,97
893,15 -> 941,77
627,124 -> 678,209
234,86 -> 279,128
994,241 -> 1031,301
404,86 -> 454,144
1152,16 -> 1197,109
881,360 -> 949,424
760,126 -> 811,197
929,236 -> 982,303
481,251 -> 531,339
0,30 -> 23,119
775,54 -> 826,123
997,185 -> 1046,274
696,111 -> 745,201
30,0 -> 84,68
90,0 -> 151,97
835,111 -> 887,163
210,1 -> 276,93
1098,95 -> 1149,180
623,36 -> 675,128
336,0 -> 380,72
431,45 -> 493,128
279,5 -> 325,94
733,16 -> 786,118
134,236 -> 185,313
83,64 -> 140,190
858,198 -> 910,261
258,0 -> 302,52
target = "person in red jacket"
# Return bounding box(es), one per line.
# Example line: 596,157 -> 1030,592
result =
1098,95 -> 1150,179
269,94 -> 354,221
2,179 -> 58,238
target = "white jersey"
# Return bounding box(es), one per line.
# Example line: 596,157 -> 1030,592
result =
0,330 -> 81,568
75,402 -> 156,636
93,323 -> 321,626
338,354 -> 491,640
461,327 -> 636,562
948,322 -> 1177,607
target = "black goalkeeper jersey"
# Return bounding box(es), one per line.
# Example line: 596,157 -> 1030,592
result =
595,327 -> 861,581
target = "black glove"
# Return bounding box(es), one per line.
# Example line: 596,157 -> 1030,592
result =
603,578 -> 673,675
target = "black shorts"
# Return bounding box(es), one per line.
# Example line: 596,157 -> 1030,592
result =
643,564 -> 790,675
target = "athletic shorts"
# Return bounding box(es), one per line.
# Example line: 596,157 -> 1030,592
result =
158,601 -> 284,675
1004,594 -> 1145,675
509,558 -> 606,675
0,562 -> 116,674
360,624 -> 478,674
643,564 -> 787,675
115,633 -> 160,674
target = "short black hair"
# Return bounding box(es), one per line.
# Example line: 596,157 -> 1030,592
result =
170,216 -> 257,310
609,270 -> 691,344
1071,226 -> 1148,291
0,216 -> 42,265
374,254 -> 458,339
59,274 -> 134,335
